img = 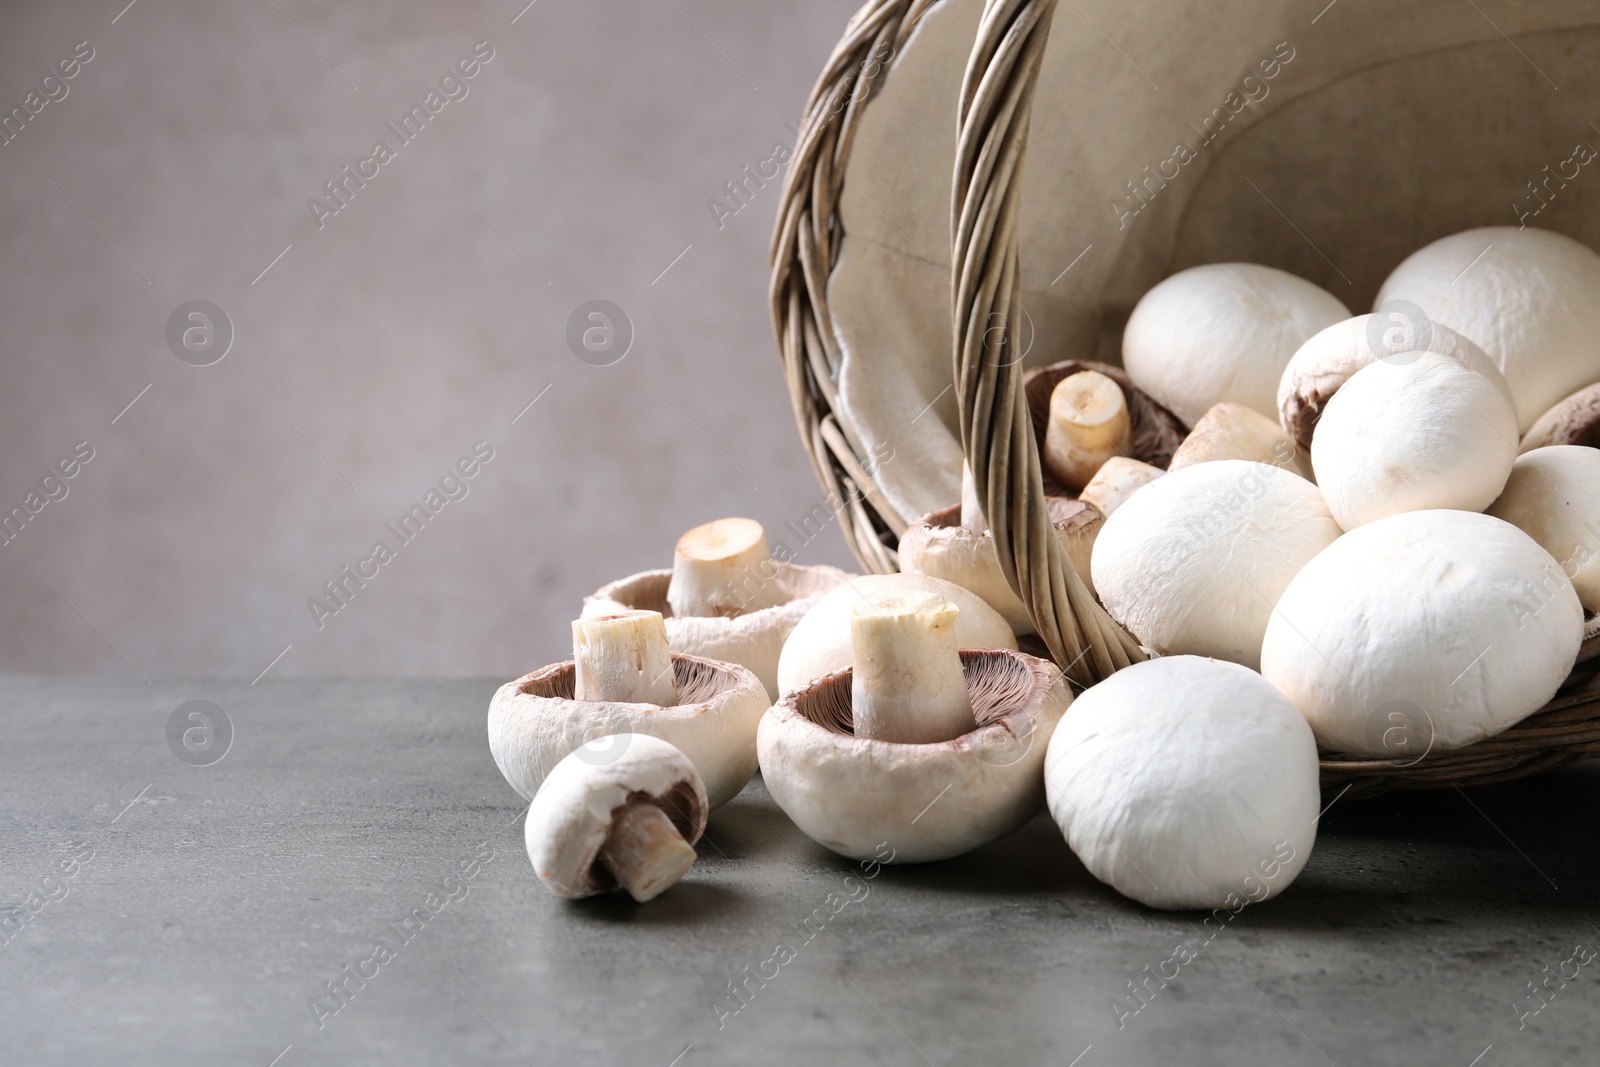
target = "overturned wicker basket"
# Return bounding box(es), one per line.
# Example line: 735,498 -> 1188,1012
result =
771,0 -> 1600,793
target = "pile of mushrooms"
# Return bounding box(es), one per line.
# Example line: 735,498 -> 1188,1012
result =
486,223 -> 1600,914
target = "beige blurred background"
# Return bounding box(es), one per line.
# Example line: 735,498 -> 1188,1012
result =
0,0 -> 862,678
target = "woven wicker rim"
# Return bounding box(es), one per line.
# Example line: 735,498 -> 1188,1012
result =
769,0 -> 1600,791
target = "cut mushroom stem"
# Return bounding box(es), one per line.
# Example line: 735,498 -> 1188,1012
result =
1079,457 -> 1164,517
597,798 -> 698,903
572,610 -> 678,706
851,591 -> 976,744
1043,370 -> 1132,492
960,461 -> 987,534
667,517 -> 792,618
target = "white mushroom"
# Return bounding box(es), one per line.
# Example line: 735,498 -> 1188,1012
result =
850,590 -> 975,744
585,518 -> 852,699
1261,509 -> 1583,755
1522,382 -> 1600,452
488,611 -> 769,808
667,517 -> 791,617
759,646 -> 1069,862
1078,457 -> 1164,517
1277,314 -> 1510,450
1376,226 -> 1600,431
776,573 -> 1017,697
1044,656 -> 1319,911
1042,370 -> 1132,492
1122,263 -> 1350,426
1167,402 -> 1313,481
897,496 -> 1102,635
525,733 -> 707,902
1487,445 -> 1600,613
1090,460 -> 1342,669
1310,351 -> 1518,530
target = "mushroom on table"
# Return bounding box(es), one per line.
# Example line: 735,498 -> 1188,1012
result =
526,732 -> 708,902
487,608 -> 768,808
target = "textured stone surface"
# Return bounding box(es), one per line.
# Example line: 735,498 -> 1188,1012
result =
2,675 -> 1598,1065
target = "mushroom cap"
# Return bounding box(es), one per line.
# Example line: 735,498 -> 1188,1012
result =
1276,314 -> 1511,451
1090,460 -> 1342,669
584,561 -> 852,699
1310,351 -> 1519,530
1044,656 -> 1319,911
1376,226 -> 1600,432
1522,382 -> 1600,452
488,652 -> 768,808
1123,263 -> 1350,426
759,649 -> 1070,862
1261,509 -> 1583,756
1486,445 -> 1600,613
775,573 -> 1018,696
525,733 -> 708,899
897,499 -> 1103,634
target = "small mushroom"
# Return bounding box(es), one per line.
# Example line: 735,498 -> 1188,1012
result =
759,634 -> 1069,862
1167,402 -> 1314,481
776,572 -> 1017,696
1044,656 -> 1319,910
584,517 -> 852,699
525,733 -> 708,902
1521,382 -> 1600,451
1090,460 -> 1342,669
1487,445 -> 1600,613
1376,226 -> 1600,431
1042,370 -> 1132,492
1261,509 -> 1583,755
1311,351 -> 1518,530
1078,457 -> 1164,517
1277,314 -> 1510,451
488,609 -> 769,807
1122,263 -> 1350,426
898,472 -> 1103,635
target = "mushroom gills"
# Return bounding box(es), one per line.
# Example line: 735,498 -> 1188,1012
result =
668,517 -> 792,618
598,797 -> 698,903
572,610 -> 678,706
850,590 -> 976,744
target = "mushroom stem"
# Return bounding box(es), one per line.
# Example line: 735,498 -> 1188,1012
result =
1079,457 -> 1164,517
667,517 -> 792,618
1044,371 -> 1132,492
850,591 -> 976,744
960,461 -> 987,534
572,611 -> 678,706
597,799 -> 698,903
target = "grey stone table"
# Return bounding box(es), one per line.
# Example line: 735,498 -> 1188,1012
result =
2,675 -> 1597,1066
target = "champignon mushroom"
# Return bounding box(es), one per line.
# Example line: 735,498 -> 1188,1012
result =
1090,460 -> 1342,669
898,470 -> 1103,635
775,572 -> 1017,696
1376,226 -> 1600,432
759,640 -> 1069,862
1024,361 -> 1188,490
1042,370 -> 1132,492
584,517 -> 852,699
525,733 -> 707,902
1487,445 -> 1600,613
1167,402 -> 1313,481
1261,509 -> 1583,755
849,590 -> 977,743
1277,314 -> 1510,451
1078,457 -> 1164,517
1122,263 -> 1350,426
1311,351 -> 1518,530
1522,382 -> 1600,451
1044,656 -> 1319,910
488,609 -> 769,807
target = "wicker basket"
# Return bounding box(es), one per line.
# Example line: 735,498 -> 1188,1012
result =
771,0 -> 1600,792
